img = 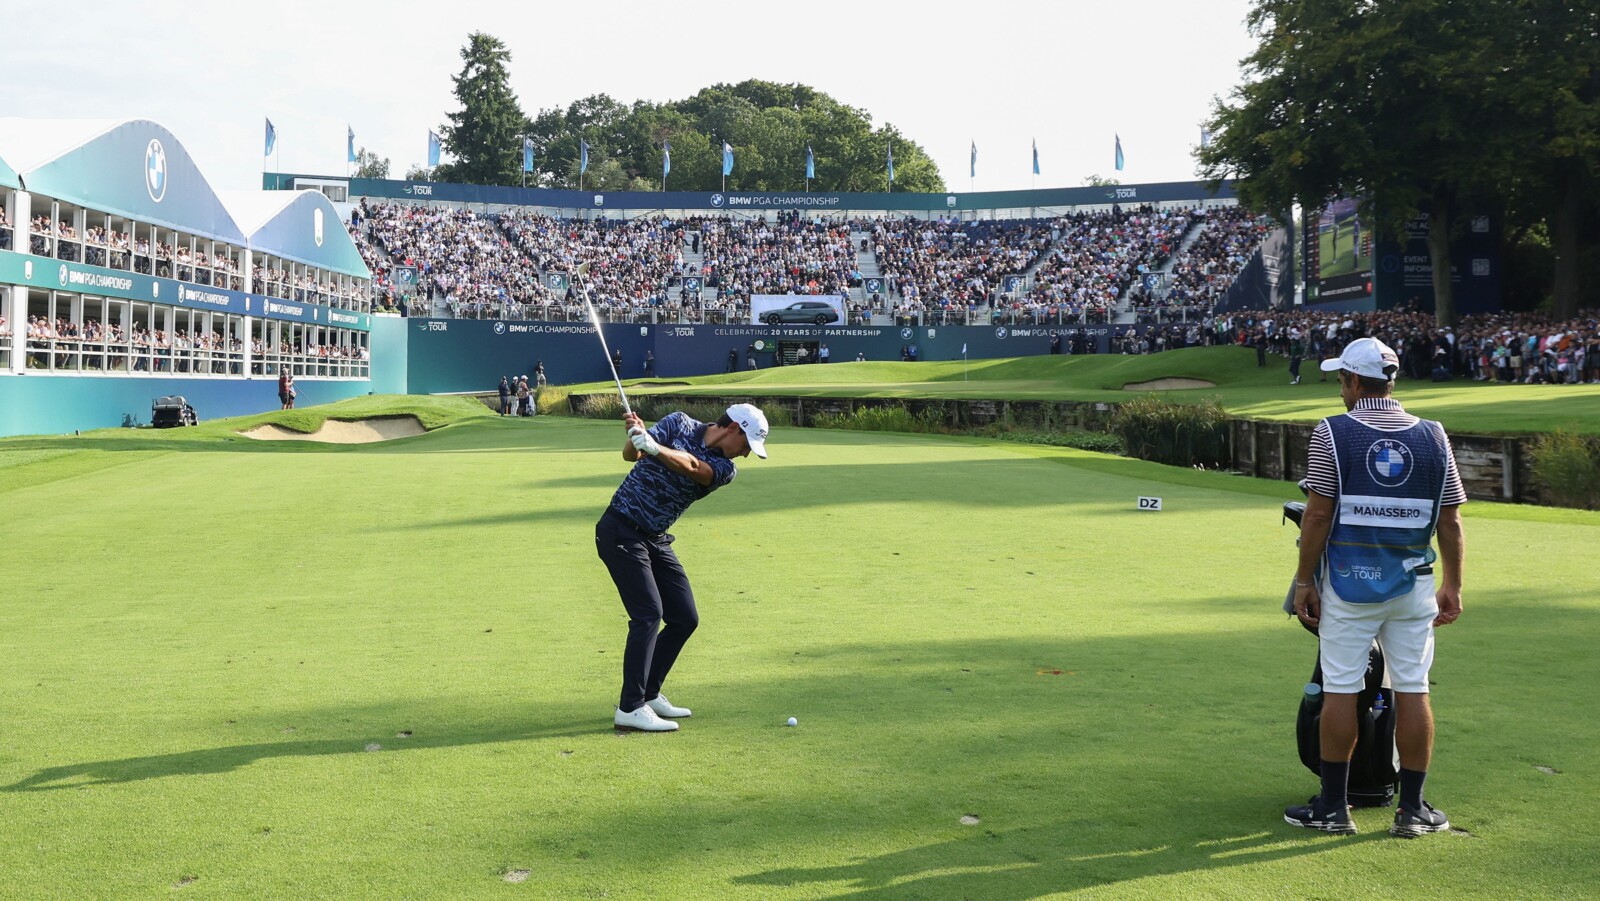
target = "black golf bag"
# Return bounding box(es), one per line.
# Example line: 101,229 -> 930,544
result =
1284,495 -> 1398,808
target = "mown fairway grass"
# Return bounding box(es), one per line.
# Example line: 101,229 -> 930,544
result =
1,398 -> 1596,899
567,346 -> 1600,435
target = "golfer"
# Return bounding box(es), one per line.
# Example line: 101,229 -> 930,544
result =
597,403 -> 769,732
1284,337 -> 1466,837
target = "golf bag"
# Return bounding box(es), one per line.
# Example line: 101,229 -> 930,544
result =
1296,645 -> 1398,807
1283,493 -> 1398,808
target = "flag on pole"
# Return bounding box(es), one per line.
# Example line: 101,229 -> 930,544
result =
1115,134 -> 1125,171
722,142 -> 734,177
428,131 -> 442,168
970,141 -> 977,178
347,126 -> 356,164
1032,139 -> 1040,175
805,145 -> 815,180
1200,127 -> 1212,149
522,136 -> 534,173
580,140 -> 590,175
662,140 -> 671,177
264,118 -> 276,157
962,343 -> 968,354
887,143 -> 895,183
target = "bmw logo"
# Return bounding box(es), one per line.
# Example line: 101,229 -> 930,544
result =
710,193 -> 725,207
1367,439 -> 1413,487
900,328 -> 913,340
145,139 -> 168,202
59,264 -> 68,284
996,327 -> 1008,339
493,322 -> 506,335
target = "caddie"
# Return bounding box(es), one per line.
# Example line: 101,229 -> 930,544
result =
1284,337 -> 1467,837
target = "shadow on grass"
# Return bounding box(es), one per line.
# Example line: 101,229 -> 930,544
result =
731,820 -> 1381,900
1,708 -> 600,793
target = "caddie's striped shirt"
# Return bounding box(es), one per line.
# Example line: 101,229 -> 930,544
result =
1305,397 -> 1467,505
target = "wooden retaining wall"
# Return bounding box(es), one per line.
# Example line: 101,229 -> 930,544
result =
565,392 -> 1549,505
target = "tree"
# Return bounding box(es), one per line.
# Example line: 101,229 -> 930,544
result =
522,80 -> 946,192
403,165 -> 435,181
352,148 -> 389,179
1082,175 -> 1121,187
1508,0 -> 1600,317
1198,0 -> 1525,325
434,33 -> 529,186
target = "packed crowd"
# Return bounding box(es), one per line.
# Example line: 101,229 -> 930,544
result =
1114,307 -> 1600,386
347,201 -> 1278,327
1142,207 -> 1274,320
869,217 -> 1053,325
1016,207 -> 1196,323
365,202 -> 548,319
21,314 -> 367,373
0,207 -> 12,250
501,211 -> 688,318
15,214 -> 366,308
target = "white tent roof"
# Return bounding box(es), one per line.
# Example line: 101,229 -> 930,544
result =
216,190 -> 305,235
0,118 -> 122,173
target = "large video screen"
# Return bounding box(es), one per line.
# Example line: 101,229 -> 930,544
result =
1304,197 -> 1373,304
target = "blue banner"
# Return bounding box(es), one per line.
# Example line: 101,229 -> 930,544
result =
327,177 -> 1233,212
0,249 -> 370,329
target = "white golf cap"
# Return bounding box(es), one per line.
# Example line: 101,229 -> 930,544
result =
1320,337 -> 1400,380
726,403 -> 769,458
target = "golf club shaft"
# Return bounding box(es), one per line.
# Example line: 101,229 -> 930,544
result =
576,270 -> 632,416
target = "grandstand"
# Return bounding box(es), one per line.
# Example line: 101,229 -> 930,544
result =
320,175 -> 1271,330
4,147 -> 1288,434
0,119 -> 383,436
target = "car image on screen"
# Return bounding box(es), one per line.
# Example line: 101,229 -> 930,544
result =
763,301 -> 841,326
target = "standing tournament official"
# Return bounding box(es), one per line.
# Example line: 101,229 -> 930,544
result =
597,404 -> 769,732
1285,338 -> 1467,837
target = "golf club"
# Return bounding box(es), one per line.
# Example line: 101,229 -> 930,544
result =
573,262 -> 632,416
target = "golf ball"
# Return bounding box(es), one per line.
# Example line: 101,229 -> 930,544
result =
786,717 -> 798,727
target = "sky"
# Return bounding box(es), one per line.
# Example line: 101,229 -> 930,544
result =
1,0 -> 1259,195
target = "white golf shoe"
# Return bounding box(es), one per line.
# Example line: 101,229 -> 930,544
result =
614,704 -> 679,732
645,694 -> 692,718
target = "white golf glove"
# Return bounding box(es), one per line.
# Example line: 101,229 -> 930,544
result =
629,427 -> 661,456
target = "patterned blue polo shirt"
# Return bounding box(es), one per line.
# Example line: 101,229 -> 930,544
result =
609,412 -> 737,533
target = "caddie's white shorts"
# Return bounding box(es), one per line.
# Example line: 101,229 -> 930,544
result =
1319,575 -> 1438,694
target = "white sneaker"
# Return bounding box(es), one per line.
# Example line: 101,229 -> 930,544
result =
645,694 -> 692,718
614,705 -> 679,732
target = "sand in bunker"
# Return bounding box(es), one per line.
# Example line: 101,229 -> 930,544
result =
241,416 -> 427,444
1122,378 -> 1216,391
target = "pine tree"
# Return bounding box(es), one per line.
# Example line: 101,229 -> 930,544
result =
435,33 -> 528,186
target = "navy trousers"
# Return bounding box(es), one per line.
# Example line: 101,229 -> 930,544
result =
595,509 -> 699,712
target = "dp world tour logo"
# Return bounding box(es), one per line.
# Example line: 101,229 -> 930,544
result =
710,193 -> 725,207
1367,439 -> 1412,488
145,139 -> 168,202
